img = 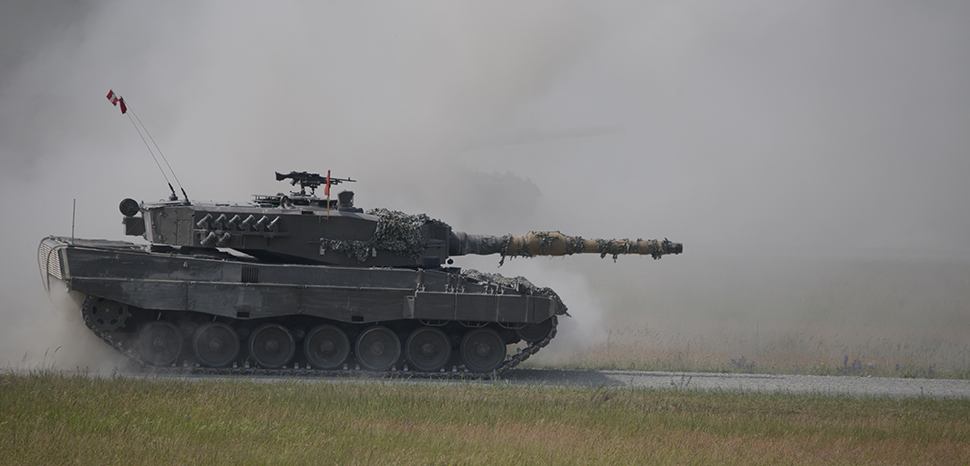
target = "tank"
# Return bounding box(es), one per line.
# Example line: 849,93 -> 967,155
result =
38,171 -> 682,375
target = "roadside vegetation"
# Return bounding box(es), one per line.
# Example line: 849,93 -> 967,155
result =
2,370 -> 968,465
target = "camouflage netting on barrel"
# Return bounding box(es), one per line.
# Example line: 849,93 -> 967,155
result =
497,231 -> 669,264
320,208 -> 449,262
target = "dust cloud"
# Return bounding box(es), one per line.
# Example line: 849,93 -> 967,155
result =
2,1 -> 968,373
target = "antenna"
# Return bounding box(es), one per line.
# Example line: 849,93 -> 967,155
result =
106,90 -> 190,203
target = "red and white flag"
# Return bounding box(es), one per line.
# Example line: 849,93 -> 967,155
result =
106,90 -> 127,114
324,170 -> 332,197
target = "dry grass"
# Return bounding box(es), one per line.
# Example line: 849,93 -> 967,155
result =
522,324 -> 970,379
2,370 -> 969,465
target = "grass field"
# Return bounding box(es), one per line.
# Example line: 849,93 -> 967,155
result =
2,371 -> 969,465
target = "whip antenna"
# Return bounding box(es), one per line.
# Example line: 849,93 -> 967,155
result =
127,113 -> 176,200
106,90 -> 189,203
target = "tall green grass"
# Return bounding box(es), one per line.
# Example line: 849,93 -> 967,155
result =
2,370 -> 968,465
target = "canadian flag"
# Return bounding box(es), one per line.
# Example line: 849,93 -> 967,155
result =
106,90 -> 127,114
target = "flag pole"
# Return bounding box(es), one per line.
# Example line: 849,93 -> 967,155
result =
325,170 -> 331,221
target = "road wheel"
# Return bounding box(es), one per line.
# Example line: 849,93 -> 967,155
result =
136,321 -> 182,366
193,322 -> 240,368
249,323 -> 296,369
460,328 -> 506,373
355,326 -> 400,372
304,325 -> 350,370
405,327 -> 451,372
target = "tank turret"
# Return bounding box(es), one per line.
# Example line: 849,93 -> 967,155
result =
120,173 -> 681,268
40,171 -> 682,376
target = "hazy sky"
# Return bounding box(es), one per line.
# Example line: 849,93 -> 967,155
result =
2,1 -> 968,369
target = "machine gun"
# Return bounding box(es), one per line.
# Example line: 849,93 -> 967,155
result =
275,171 -> 356,196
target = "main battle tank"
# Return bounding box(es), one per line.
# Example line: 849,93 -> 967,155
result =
38,171 -> 682,375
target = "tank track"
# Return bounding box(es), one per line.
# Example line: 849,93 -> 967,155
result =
81,297 -> 558,380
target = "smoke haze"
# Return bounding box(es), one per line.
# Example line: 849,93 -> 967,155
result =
2,1 -> 968,372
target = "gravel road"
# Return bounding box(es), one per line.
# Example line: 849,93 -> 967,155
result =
149,368 -> 970,399
498,369 -> 970,399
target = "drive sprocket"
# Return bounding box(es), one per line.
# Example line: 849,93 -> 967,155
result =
81,295 -> 131,332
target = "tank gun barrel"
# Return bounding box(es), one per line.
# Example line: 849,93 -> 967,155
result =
450,231 -> 683,261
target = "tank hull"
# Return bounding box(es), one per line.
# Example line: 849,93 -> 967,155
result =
40,236 -> 564,375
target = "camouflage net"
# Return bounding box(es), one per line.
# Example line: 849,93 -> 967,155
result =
461,269 -> 560,298
497,235 -> 523,265
596,238 -> 634,261
498,232 -> 574,266
497,231 -> 667,265
320,208 -> 449,263
593,238 -> 666,261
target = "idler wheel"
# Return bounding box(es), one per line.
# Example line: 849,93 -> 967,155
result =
459,328 -> 506,373
355,326 -> 401,372
404,327 -> 451,372
81,296 -> 130,332
193,322 -> 240,368
136,321 -> 182,367
304,325 -> 350,370
514,316 -> 556,343
249,324 -> 296,369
